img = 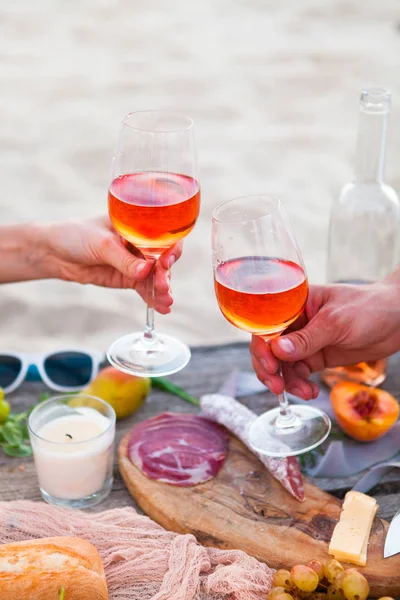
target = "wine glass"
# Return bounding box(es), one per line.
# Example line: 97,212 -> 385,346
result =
212,195 -> 331,457
107,110 -> 200,377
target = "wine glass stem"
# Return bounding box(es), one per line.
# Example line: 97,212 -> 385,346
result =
143,264 -> 156,344
275,360 -> 300,429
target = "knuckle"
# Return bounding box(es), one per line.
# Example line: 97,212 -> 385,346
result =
121,255 -> 137,275
328,307 -> 344,328
95,234 -> 117,263
99,234 -> 114,253
286,384 -> 298,395
250,335 -> 266,358
293,330 -> 313,354
326,307 -> 350,342
251,357 -> 263,378
174,242 -> 183,258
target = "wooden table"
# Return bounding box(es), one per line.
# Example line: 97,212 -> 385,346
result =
1,343 -> 399,521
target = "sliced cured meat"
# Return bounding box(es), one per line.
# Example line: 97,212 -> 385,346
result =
128,412 -> 229,486
200,393 -> 305,501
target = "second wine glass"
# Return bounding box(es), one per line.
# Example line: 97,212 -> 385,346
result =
107,110 -> 200,377
212,195 -> 330,457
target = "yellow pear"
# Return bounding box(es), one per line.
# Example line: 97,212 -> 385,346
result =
82,366 -> 151,420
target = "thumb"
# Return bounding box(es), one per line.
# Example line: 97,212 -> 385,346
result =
270,316 -> 334,362
100,238 -> 153,280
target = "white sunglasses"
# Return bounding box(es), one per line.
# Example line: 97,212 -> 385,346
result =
0,350 -> 105,394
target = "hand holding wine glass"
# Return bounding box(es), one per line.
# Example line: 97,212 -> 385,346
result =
212,195 -> 330,457
107,110 -> 200,377
250,278 -> 400,399
0,215 -> 179,314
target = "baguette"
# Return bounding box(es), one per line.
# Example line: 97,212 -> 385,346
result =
0,536 -> 108,600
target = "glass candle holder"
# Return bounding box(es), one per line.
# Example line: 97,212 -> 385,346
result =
28,394 -> 116,509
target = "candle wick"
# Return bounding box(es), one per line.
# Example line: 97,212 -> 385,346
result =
65,433 -> 73,440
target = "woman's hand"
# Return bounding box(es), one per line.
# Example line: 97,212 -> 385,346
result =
0,216 -> 181,314
250,281 -> 400,399
43,216 -> 182,314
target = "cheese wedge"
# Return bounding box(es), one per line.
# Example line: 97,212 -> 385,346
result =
328,490 -> 378,566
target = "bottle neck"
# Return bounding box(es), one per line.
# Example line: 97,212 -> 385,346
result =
354,103 -> 389,185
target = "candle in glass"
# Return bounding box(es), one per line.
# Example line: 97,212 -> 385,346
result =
28,395 -> 116,508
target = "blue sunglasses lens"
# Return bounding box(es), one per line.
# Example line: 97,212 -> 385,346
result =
0,355 -> 23,389
44,352 -> 93,388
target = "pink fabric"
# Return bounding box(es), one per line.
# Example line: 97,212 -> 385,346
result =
0,501 -> 274,600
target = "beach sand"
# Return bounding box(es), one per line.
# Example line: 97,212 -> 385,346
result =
1,0 -> 399,354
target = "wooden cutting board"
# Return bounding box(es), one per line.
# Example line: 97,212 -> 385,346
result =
119,432 -> 400,598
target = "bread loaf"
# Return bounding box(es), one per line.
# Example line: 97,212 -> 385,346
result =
0,536 -> 108,599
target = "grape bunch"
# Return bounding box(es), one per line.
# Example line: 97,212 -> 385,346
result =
268,558 -> 393,600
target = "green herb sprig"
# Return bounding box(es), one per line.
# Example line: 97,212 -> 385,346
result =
297,428 -> 347,472
151,377 -> 200,406
0,392 -> 50,458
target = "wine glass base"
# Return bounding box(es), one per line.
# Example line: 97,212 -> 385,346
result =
107,332 -> 191,377
248,405 -> 331,457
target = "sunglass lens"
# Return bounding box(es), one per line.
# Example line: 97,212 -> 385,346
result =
0,355 -> 23,389
44,352 -> 93,388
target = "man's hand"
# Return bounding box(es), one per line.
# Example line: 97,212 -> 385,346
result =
250,281 -> 400,399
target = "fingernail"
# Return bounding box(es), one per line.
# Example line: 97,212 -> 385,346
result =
260,358 -> 269,371
290,388 -> 302,398
278,338 -> 295,355
135,263 -> 147,276
168,255 -> 176,268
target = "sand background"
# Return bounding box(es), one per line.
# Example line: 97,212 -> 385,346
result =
1,0 -> 400,354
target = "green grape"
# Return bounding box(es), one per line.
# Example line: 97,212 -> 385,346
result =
275,594 -> 294,600
306,560 -> 325,582
341,570 -> 369,600
324,560 -> 344,584
291,565 -> 319,592
335,568 -> 357,591
0,399 -> 10,424
334,571 -> 347,590
327,585 -> 345,600
269,587 -> 286,600
273,570 -> 293,590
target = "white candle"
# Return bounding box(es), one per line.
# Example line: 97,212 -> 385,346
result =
30,404 -> 115,502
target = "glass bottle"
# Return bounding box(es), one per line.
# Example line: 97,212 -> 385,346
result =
322,87 -> 400,388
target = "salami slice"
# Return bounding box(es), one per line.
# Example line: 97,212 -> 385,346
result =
128,412 -> 229,486
200,394 -> 305,501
